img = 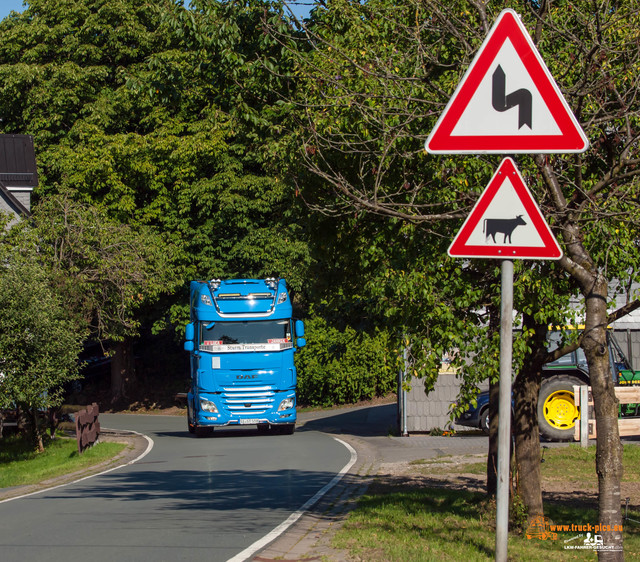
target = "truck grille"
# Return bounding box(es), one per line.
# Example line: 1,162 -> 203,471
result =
221,385 -> 275,415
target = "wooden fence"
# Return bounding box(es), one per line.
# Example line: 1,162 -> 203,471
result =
574,386 -> 640,445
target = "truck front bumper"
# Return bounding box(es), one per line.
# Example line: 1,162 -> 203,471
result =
189,391 -> 296,427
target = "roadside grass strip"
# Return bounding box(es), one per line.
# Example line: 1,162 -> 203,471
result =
414,444 -> 640,483
333,445 -> 640,561
0,434 -> 126,489
333,484 -> 640,561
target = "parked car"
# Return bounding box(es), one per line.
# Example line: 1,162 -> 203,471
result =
456,390 -> 516,434
456,390 -> 490,434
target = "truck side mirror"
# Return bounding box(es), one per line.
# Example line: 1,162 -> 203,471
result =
184,323 -> 195,352
295,320 -> 305,338
296,337 -> 306,349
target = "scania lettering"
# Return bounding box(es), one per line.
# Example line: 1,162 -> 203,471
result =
184,278 -> 305,436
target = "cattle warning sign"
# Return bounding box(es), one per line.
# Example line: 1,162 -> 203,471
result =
448,158 -> 562,259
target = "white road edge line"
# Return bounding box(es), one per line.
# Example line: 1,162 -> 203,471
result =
0,428 -> 154,504
227,436 -> 358,562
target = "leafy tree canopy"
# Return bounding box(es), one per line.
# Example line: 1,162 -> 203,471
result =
0,0 -> 313,329
0,213 -> 85,449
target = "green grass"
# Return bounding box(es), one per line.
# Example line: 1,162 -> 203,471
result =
540,444 -> 640,483
333,445 -> 640,560
0,434 -> 126,489
334,485 -> 640,561
412,445 -> 640,482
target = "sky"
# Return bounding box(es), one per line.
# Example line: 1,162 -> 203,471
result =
0,1 -> 312,22
0,0 -> 25,21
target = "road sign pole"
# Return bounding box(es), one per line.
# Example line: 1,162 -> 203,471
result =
424,9 -> 573,559
496,259 -> 514,561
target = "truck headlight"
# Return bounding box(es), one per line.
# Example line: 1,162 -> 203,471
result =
278,397 -> 295,411
200,398 -> 219,413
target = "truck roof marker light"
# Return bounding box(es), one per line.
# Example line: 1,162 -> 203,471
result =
210,279 -> 222,290
265,277 -> 278,290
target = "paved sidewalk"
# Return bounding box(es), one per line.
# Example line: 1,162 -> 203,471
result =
251,402 -> 488,561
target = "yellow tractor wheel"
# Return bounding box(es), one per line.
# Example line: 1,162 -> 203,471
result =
538,376 -> 582,441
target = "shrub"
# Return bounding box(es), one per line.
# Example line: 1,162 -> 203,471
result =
296,315 -> 397,406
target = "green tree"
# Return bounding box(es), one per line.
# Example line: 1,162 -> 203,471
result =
29,192 -> 179,402
0,220 -> 84,451
0,0 -> 314,399
271,1 -> 640,556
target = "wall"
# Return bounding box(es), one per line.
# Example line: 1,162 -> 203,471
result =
403,370 -> 468,433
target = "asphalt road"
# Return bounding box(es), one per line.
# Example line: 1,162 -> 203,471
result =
0,413 -> 353,562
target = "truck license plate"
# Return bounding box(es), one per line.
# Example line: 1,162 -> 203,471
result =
239,419 -> 260,425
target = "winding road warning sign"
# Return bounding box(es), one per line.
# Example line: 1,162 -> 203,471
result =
448,158 -> 562,259
425,9 -> 588,154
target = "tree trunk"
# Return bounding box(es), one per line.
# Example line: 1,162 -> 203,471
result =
537,152 -> 625,559
32,407 -> 44,453
48,407 -> 59,438
110,337 -> 135,404
486,304 -> 501,496
581,275 -> 624,560
512,317 -> 547,521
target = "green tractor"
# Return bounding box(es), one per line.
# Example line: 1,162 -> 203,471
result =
538,333 -> 640,441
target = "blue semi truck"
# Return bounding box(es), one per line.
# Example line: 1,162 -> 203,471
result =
183,278 -> 305,436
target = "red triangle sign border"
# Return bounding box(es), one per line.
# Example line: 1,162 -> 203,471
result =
448,158 -> 563,260
425,9 -> 588,154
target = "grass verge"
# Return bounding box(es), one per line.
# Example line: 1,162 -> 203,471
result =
416,444 -> 640,483
333,445 -> 640,561
0,434 -> 126,489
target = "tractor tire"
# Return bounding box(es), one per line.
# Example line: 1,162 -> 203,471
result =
538,376 -> 582,442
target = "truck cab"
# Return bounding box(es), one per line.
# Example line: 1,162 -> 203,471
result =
184,278 -> 305,436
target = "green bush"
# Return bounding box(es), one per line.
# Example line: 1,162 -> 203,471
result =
296,315 -> 397,406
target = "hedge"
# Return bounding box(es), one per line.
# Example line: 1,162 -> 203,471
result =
295,315 -> 397,407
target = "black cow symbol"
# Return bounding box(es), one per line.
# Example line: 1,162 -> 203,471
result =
483,215 -> 527,244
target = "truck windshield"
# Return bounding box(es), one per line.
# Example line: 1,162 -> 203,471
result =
200,320 -> 291,347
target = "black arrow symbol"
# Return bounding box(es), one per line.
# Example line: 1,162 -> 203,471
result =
492,65 -> 532,129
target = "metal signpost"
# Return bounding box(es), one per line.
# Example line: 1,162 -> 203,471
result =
424,8 -> 587,561
446,158 -> 563,560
